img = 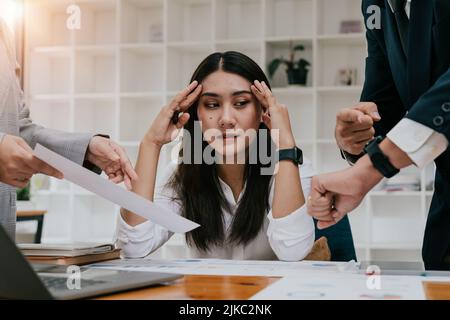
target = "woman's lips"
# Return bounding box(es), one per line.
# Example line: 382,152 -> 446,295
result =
220,133 -> 240,143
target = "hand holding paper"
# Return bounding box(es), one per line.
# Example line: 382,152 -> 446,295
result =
33,144 -> 200,233
85,136 -> 138,190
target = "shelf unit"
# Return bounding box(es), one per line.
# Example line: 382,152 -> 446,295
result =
24,0 -> 432,262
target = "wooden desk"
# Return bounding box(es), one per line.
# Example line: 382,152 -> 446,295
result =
16,210 -> 47,243
98,275 -> 450,300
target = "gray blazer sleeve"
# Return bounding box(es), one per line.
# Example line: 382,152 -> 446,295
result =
17,96 -> 93,166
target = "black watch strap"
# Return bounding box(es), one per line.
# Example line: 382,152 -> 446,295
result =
340,149 -> 365,166
278,147 -> 303,165
364,136 -> 399,178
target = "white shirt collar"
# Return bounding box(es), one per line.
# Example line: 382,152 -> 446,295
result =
217,176 -> 247,206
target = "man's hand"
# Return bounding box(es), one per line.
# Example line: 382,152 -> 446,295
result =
335,102 -> 381,155
307,156 -> 383,229
0,135 -> 63,188
85,136 -> 138,190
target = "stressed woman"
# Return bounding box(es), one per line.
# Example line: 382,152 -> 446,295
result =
117,51 -> 315,261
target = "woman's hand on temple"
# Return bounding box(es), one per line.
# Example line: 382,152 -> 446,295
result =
250,80 -> 296,149
143,81 -> 202,147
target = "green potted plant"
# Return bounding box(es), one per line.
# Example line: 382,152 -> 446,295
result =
16,183 -> 35,211
268,42 -> 311,86
17,183 -> 31,201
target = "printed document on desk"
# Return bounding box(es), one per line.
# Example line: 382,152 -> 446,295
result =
250,273 -> 426,300
91,258 -> 360,277
33,144 -> 200,233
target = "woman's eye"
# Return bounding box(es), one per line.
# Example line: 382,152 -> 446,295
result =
205,102 -> 219,109
235,100 -> 249,107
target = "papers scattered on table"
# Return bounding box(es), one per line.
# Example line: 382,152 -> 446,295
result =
250,273 -> 427,300
91,258 -> 360,277
33,144 -> 199,233
90,258 -> 450,299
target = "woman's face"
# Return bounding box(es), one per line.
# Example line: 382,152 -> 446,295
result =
197,70 -> 262,158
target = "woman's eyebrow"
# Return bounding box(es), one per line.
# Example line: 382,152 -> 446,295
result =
200,90 -> 252,98
232,90 -> 252,96
200,92 -> 220,98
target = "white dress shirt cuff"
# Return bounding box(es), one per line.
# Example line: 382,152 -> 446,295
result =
117,214 -> 154,243
387,118 -> 449,168
267,204 -> 314,256
115,213 -> 156,258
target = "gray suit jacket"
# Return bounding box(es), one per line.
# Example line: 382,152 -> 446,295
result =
0,21 -> 93,240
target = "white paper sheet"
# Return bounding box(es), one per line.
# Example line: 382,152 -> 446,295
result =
90,258 -> 360,277
33,144 -> 200,233
250,273 -> 427,300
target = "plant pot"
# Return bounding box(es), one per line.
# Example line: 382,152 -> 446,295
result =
286,68 -> 308,86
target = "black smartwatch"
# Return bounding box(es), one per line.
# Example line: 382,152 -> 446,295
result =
364,136 -> 399,178
278,147 -> 303,166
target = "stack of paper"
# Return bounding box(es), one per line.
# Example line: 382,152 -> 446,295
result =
19,243 -> 120,266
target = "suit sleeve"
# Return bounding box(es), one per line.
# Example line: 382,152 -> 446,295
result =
17,93 -> 94,166
405,68 -> 450,142
360,0 -> 406,137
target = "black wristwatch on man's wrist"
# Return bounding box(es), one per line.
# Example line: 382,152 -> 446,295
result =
278,146 -> 303,166
364,136 -> 400,178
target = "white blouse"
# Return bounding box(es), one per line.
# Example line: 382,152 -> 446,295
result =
116,159 -> 315,261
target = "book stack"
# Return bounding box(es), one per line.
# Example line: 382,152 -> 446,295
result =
19,243 -> 121,266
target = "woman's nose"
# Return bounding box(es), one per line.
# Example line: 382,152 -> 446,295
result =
218,105 -> 236,129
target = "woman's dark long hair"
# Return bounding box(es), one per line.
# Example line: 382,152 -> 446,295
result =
168,51 -> 274,252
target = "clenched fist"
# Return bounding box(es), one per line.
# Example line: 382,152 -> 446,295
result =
335,102 -> 381,156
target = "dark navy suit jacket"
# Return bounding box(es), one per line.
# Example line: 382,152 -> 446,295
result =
361,0 -> 450,270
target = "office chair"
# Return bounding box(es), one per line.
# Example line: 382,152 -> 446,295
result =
314,215 -> 357,262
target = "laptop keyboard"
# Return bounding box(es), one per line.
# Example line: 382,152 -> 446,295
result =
40,276 -> 107,291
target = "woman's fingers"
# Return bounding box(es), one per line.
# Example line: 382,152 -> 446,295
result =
250,85 -> 268,110
260,81 -> 277,107
262,113 -> 271,129
254,80 -> 277,110
175,113 -> 190,129
254,80 -> 265,94
250,84 -> 264,100
252,84 -> 273,128
169,81 -> 199,111
180,84 -> 202,110
169,82 -> 202,124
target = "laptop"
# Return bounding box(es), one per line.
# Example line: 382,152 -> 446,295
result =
0,225 -> 182,300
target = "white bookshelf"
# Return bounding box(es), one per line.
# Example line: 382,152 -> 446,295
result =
24,0 -> 432,262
